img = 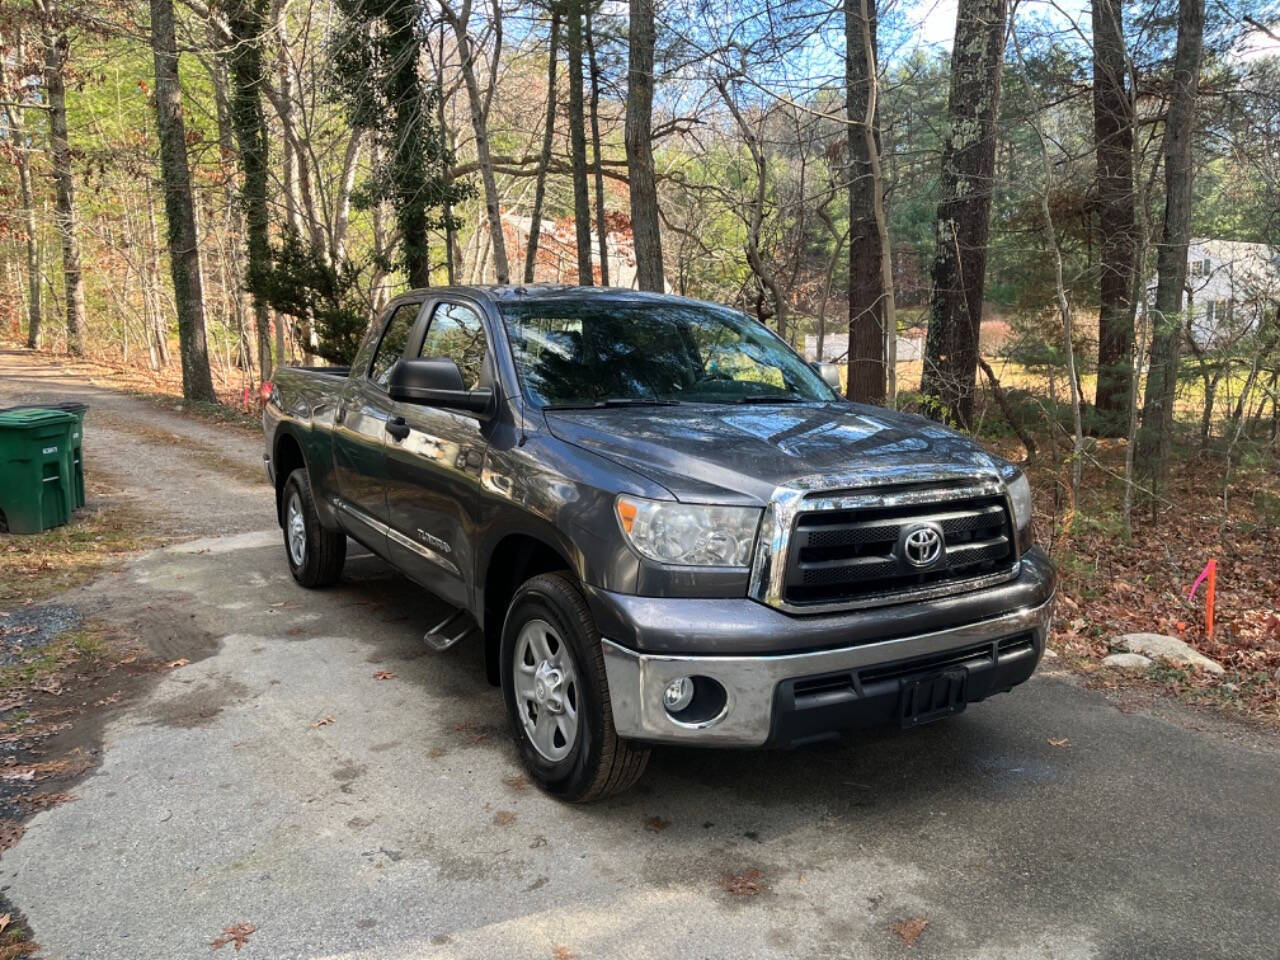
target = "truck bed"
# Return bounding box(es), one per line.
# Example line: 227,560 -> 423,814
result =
281,364 -> 350,379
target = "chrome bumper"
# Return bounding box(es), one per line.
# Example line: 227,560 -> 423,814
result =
601,596 -> 1055,747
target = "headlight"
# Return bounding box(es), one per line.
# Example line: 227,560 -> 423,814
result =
1005,470 -> 1033,534
615,495 -> 761,567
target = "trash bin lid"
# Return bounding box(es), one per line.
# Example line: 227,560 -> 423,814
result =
0,402 -> 88,417
0,408 -> 78,429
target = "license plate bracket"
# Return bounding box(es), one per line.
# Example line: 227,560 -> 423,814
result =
898,668 -> 968,728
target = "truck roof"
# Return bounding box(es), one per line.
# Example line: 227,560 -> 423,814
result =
402,285 -> 714,309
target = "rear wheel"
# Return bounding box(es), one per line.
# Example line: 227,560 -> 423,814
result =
500,572 -> 649,802
282,468 -> 346,588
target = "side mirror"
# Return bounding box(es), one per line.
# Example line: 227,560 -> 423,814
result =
811,360 -> 842,393
388,358 -> 494,415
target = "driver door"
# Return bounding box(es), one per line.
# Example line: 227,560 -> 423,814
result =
384,298 -> 494,608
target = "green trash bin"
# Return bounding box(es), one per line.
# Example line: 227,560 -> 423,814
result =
0,408 -> 76,534
0,402 -> 88,510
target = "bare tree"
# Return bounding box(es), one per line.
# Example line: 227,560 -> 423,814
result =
1,29 -> 41,348
1092,0 -> 1137,431
225,0 -> 274,380
525,7 -> 561,283
626,0 -> 663,291
845,0 -> 895,405
585,6 -> 609,285
37,0 -> 86,355
717,73 -> 787,340
566,0 -> 593,283
921,0 -> 1008,427
1137,0 -> 1206,498
440,0 -> 511,284
150,0 -> 216,402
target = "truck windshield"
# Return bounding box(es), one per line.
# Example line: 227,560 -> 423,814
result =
500,300 -> 836,408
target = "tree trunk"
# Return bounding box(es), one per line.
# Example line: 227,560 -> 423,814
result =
920,0 -> 1007,427
844,0 -> 889,404
1092,0 -> 1137,431
525,8 -> 561,284
226,0 -> 274,381
151,0 -> 217,403
1136,0 -> 1205,496
585,8 -> 609,285
625,0 -> 664,291
3,31 -> 42,349
566,2 -> 593,284
40,5 -> 87,356
445,0 -> 510,284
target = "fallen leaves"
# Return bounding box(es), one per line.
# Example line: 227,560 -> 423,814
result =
210,923 -> 256,952
30,678 -> 62,696
892,916 -> 929,947
0,821 -> 25,854
372,670 -> 395,681
0,915 -> 9,934
644,815 -> 671,832
310,715 -> 335,728
551,947 -> 575,960
502,774 -> 528,792
493,810 -> 517,826
1048,738 -> 1071,747
721,868 -> 766,896
167,658 -> 190,669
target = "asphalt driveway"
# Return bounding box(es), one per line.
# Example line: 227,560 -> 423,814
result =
3,351 -> 1279,959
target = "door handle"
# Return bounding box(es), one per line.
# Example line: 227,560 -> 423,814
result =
386,416 -> 410,441
335,401 -> 347,425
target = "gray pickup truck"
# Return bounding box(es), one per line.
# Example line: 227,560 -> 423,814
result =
264,286 -> 1055,801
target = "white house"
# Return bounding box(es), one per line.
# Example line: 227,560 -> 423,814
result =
1153,239 -> 1280,347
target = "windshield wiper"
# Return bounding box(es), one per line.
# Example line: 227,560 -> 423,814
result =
733,395 -> 807,404
543,397 -> 682,410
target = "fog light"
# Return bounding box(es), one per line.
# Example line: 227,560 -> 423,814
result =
663,677 -> 695,712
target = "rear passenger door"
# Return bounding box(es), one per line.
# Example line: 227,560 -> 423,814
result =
332,297 -> 424,548
384,298 -> 495,608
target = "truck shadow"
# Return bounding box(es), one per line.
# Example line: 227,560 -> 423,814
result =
331,548 -> 1060,822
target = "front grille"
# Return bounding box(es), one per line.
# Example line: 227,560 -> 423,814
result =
783,491 -> 1016,607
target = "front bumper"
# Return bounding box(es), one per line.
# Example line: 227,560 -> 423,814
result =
601,594 -> 1054,747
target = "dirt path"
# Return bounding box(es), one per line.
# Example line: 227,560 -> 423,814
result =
0,348 -> 273,538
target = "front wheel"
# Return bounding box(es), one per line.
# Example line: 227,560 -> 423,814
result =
282,468 -> 346,588
500,572 -> 650,802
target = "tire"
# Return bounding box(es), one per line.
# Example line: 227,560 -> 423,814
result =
500,572 -> 650,802
282,467 -> 346,588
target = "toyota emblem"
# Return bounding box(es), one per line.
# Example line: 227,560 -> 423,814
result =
902,525 -> 943,568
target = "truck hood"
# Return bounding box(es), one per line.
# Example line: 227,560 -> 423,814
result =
544,402 -> 1004,505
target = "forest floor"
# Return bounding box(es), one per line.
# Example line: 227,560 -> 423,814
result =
1,343 -> 1280,958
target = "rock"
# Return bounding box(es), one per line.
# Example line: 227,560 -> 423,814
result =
1117,633 -> 1226,675
1103,653 -> 1153,671
1043,648 -> 1059,660
1273,666 -> 1280,684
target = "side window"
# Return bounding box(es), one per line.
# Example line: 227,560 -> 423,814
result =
420,302 -> 488,390
368,302 -> 420,388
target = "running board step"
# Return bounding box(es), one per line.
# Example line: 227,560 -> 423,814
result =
424,609 -> 478,652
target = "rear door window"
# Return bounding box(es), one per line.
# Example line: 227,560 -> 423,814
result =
368,302 -> 420,389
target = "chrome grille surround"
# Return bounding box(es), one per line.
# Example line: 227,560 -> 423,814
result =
749,469 -> 1020,615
